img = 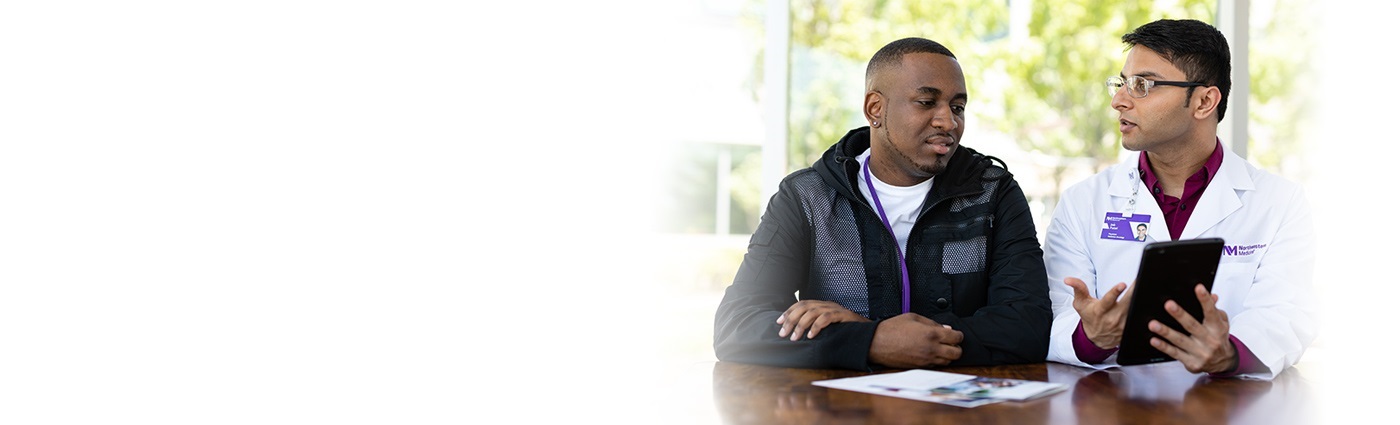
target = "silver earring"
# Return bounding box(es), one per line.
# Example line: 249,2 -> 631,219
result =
872,121 -> 879,127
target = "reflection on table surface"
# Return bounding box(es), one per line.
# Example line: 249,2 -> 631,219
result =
710,361 -> 1315,424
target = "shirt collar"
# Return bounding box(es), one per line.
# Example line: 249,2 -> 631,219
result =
1138,139 -> 1225,192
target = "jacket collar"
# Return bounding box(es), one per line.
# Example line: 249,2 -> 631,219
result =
816,127 -> 989,211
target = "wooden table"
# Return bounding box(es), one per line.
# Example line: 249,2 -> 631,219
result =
709,361 -> 1316,424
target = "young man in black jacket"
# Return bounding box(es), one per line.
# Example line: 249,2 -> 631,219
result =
714,37 -> 1050,370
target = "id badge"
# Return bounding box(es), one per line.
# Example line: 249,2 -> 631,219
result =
1101,212 -> 1151,242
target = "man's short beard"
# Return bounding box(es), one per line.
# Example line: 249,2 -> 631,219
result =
883,127 -> 946,177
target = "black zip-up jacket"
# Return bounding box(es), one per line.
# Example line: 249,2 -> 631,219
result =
713,127 -> 1051,370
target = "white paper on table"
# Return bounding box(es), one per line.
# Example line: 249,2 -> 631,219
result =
812,370 -> 1067,408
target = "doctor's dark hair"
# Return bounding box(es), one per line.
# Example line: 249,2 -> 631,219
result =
1122,19 -> 1232,122
866,37 -> 957,90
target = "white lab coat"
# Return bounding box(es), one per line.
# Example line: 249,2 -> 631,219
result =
1044,149 -> 1319,380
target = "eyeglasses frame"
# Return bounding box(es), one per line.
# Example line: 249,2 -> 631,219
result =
1105,75 -> 1207,99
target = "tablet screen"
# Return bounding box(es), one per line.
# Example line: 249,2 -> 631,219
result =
1117,238 -> 1225,366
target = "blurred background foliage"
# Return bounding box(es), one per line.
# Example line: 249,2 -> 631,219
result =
659,0 -> 1317,294
743,0 -> 1312,211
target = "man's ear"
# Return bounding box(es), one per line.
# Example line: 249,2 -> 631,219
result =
864,91 -> 883,127
1193,86 -> 1222,121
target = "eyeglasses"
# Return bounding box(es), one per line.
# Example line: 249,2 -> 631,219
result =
1105,76 -> 1206,98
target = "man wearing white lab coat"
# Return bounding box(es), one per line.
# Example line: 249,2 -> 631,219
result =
1044,19 -> 1318,380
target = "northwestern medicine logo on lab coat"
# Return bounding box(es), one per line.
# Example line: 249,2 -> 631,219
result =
1222,244 -> 1267,256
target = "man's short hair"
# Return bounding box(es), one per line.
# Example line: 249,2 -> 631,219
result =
865,37 -> 957,90
1122,19 -> 1232,122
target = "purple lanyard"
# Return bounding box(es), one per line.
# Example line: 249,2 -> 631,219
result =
862,157 -> 912,313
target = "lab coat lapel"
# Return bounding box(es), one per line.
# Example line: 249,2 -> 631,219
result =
1180,149 -> 1251,240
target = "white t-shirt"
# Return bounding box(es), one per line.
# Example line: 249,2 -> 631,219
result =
855,149 -> 933,254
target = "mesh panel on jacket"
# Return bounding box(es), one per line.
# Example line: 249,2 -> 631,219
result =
943,236 -> 988,274
796,172 -> 871,317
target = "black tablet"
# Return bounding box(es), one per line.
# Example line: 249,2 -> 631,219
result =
1117,238 -> 1226,366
